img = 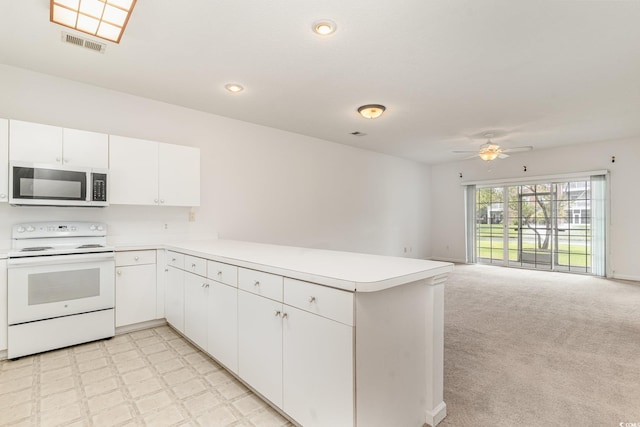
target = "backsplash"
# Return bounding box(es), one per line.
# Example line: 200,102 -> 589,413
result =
0,204 -> 216,249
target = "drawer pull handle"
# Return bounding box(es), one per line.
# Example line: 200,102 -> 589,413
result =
192,263 -> 196,268
164,268 -> 168,272
134,256 -> 139,261
274,310 -> 281,317
308,296 -> 316,303
172,258 -> 177,262
202,283 -> 209,288
217,271 -> 222,276
254,281 -> 260,286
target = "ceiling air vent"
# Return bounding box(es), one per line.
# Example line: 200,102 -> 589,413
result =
61,31 -> 106,54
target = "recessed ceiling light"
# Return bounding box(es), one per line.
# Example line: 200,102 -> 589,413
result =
225,83 -> 244,93
312,20 -> 337,36
50,0 -> 137,44
357,104 -> 386,119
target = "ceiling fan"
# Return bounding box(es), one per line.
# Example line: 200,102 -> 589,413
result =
453,135 -> 532,161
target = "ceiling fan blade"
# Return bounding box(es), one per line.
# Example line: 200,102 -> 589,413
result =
502,146 -> 533,153
452,150 -> 479,153
497,153 -> 510,159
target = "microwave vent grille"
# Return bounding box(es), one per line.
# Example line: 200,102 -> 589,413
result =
61,32 -> 106,54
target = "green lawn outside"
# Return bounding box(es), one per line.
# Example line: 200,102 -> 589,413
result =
476,224 -> 591,267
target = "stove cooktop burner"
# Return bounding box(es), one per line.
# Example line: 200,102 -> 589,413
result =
20,246 -> 54,252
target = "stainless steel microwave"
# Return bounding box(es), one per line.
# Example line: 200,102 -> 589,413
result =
9,162 -> 109,207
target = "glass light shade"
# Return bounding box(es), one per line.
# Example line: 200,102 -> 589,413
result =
358,104 -> 386,119
479,151 -> 499,161
50,0 -> 137,43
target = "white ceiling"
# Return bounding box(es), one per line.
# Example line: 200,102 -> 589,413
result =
1,0 -> 639,164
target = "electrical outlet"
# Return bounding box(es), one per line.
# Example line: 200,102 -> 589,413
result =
189,211 -> 196,222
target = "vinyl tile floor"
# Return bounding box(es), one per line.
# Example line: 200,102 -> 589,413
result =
0,325 -> 294,427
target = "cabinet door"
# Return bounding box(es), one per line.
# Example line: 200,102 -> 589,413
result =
184,272 -> 208,350
109,135 -> 159,205
207,281 -> 238,373
9,120 -> 63,164
283,306 -> 354,427
238,290 -> 283,408
0,260 -> 7,351
62,128 -> 108,168
158,143 -> 200,206
0,119 -> 8,202
165,266 -> 184,332
115,264 -> 157,327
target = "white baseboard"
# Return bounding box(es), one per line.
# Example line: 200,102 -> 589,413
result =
429,256 -> 467,264
0,349 -> 7,361
426,401 -> 447,426
115,319 -> 167,335
611,273 -> 640,283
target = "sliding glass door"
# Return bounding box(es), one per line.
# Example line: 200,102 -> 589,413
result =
474,177 -> 603,275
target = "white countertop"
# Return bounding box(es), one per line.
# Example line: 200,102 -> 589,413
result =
165,239 -> 454,292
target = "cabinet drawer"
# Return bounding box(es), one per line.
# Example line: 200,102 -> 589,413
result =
167,251 -> 184,269
284,278 -> 354,326
115,250 -> 156,267
207,260 -> 238,287
184,255 -> 207,277
238,268 -> 283,302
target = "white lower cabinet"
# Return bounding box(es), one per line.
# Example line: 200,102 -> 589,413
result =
238,290 -> 284,408
0,259 -> 7,351
115,250 -> 157,328
167,254 -> 355,426
165,266 -> 185,333
207,280 -> 238,373
283,305 -> 354,427
184,272 -> 209,350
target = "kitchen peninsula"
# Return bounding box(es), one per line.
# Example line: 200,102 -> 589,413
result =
163,239 -> 453,427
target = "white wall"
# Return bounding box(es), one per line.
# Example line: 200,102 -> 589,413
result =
430,138 -> 640,280
0,64 -> 431,258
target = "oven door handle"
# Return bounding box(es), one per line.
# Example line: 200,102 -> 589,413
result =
8,252 -> 115,267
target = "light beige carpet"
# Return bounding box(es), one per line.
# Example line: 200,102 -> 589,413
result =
439,264 -> 640,427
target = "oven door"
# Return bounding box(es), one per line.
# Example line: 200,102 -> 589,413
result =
7,252 -> 115,325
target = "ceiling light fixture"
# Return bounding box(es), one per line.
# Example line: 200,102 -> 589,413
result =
478,149 -> 500,161
225,83 -> 244,93
312,20 -> 337,36
50,0 -> 137,44
357,104 -> 386,119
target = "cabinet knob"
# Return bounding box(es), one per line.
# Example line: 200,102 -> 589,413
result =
154,199 -> 159,203
201,283 -> 206,288
0,193 -> 6,199
172,258 -> 177,262
160,199 -> 165,204
274,310 -> 281,317
282,312 -> 288,319
164,268 -> 169,272
56,157 -> 61,163
134,256 -> 139,261
217,271 -> 222,276
205,283 -> 210,288
308,296 -> 316,303
117,270 -> 122,276
192,263 -> 196,268
254,281 -> 260,286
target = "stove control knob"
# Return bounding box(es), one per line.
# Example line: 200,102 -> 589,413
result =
97,225 -> 104,231
89,225 -> 97,231
16,226 -> 25,233
26,226 -> 35,232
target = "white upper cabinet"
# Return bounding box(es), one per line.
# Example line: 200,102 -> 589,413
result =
109,135 -> 159,205
9,120 -> 108,168
62,128 -> 109,168
0,119 -> 8,202
9,120 -> 62,164
109,134 -> 200,206
159,143 -> 200,206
